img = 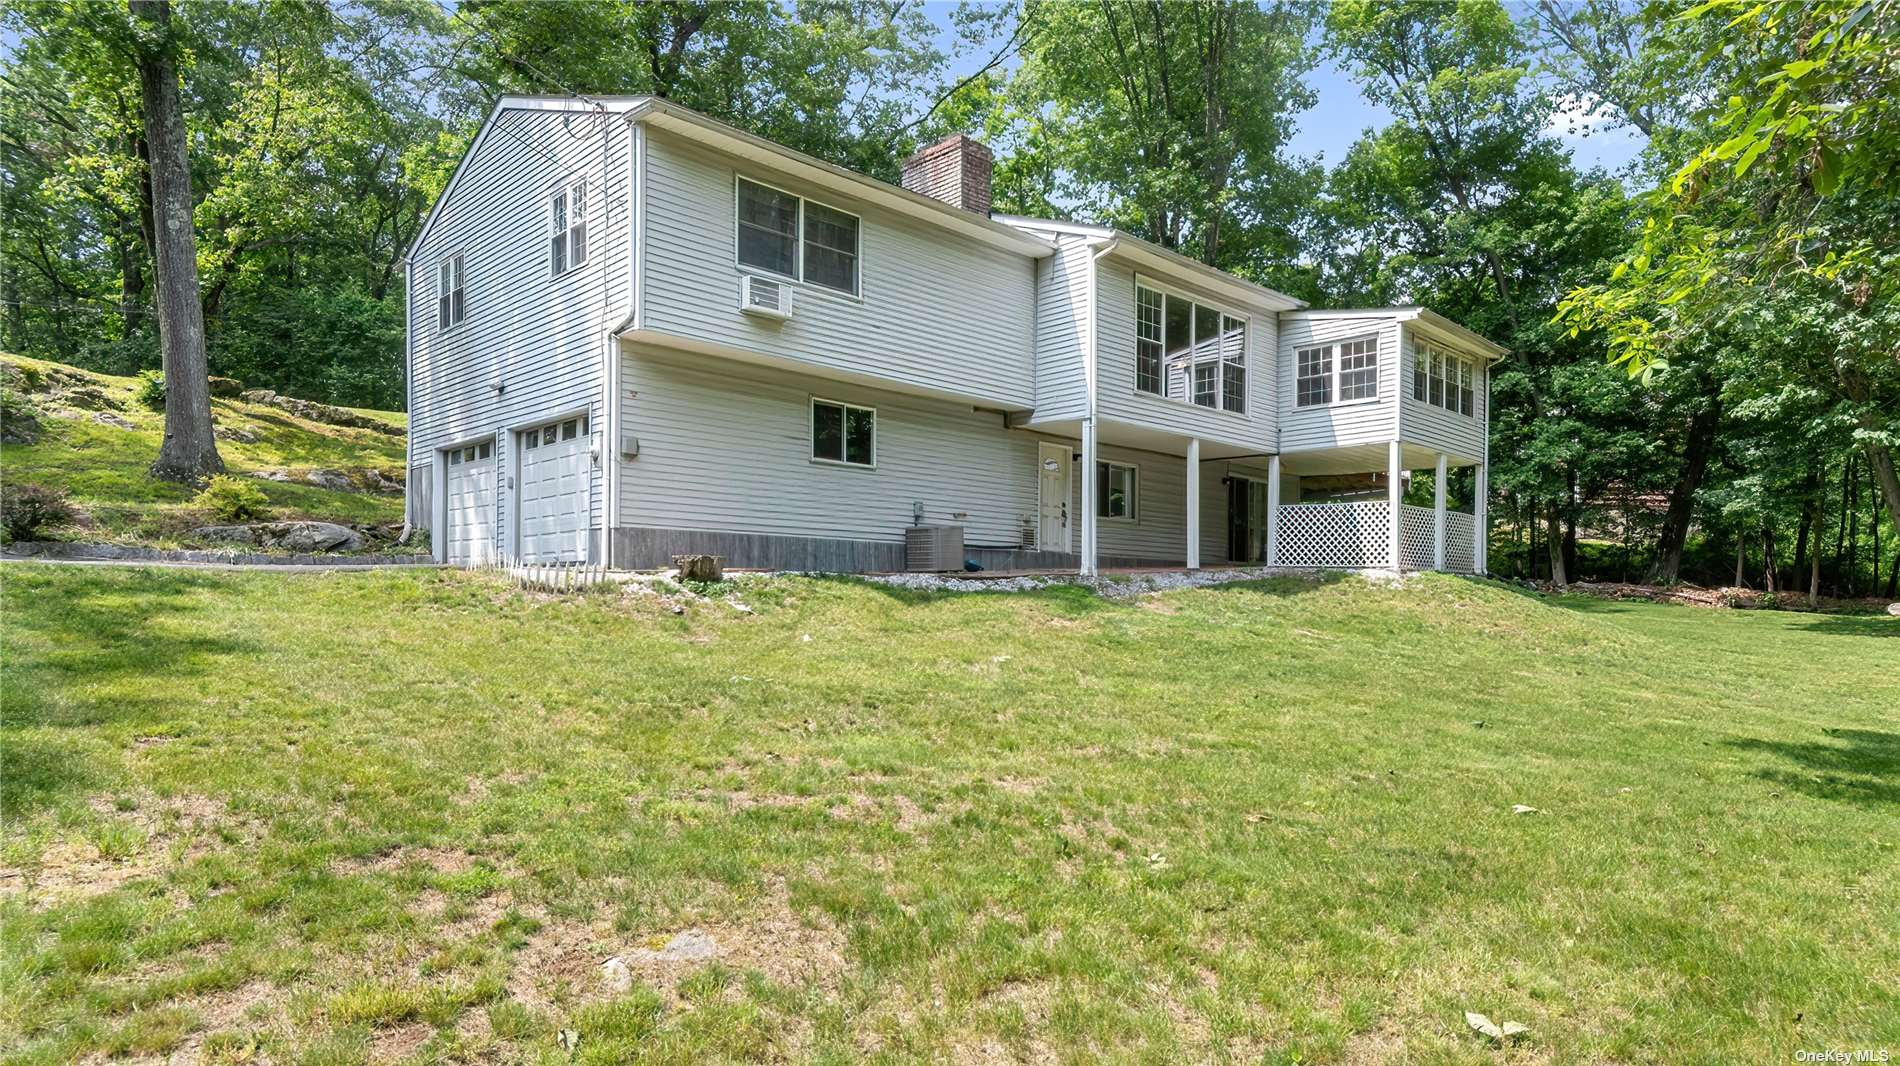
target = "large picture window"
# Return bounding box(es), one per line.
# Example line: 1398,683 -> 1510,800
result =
550,179 -> 588,276
811,398 -> 874,466
1097,460 -> 1137,520
737,177 -> 861,296
1136,280 -> 1245,411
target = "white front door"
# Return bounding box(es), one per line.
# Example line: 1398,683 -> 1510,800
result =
517,414 -> 590,562
1037,442 -> 1072,552
443,441 -> 496,565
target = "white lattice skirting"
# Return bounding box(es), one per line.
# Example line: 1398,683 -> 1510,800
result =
1273,501 -> 1391,569
1445,511 -> 1477,573
1272,502 -> 1480,573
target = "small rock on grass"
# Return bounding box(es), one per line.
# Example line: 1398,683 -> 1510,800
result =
1510,804 -> 1539,815
1465,1011 -> 1530,1042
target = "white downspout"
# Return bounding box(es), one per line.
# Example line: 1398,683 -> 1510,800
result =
602,112 -> 646,567
1082,238 -> 1119,577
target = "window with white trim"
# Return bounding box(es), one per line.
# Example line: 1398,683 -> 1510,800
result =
811,398 -> 874,466
436,253 -> 465,330
1412,340 -> 1479,417
1136,281 -> 1245,410
1295,343 -> 1332,407
1136,286 -> 1164,394
550,179 -> 588,276
1097,460 -> 1137,520
737,177 -> 861,296
1296,334 -> 1379,407
1338,336 -> 1378,401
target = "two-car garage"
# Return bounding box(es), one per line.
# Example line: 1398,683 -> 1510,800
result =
438,413 -> 591,565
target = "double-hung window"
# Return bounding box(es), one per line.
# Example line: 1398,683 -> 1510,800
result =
737,177 -> 860,296
550,179 -> 588,276
811,398 -> 874,466
1338,337 -> 1378,400
1296,334 -> 1379,407
1136,280 -> 1245,411
436,253 -> 465,331
1412,341 -> 1478,417
1097,461 -> 1137,520
1295,343 -> 1332,407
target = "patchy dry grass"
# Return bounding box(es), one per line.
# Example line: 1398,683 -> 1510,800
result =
1,566 -> 1895,1063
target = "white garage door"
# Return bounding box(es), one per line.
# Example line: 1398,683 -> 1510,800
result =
517,414 -> 590,562
443,441 -> 496,565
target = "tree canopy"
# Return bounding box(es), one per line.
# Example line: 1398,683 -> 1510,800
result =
4,0 -> 1895,594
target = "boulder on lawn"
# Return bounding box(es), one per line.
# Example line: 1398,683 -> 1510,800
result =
303,469 -> 356,492
190,524 -> 263,545
1888,603 -> 1900,617
207,376 -> 244,398
92,411 -> 134,430
672,554 -> 725,582
215,425 -> 261,443
187,520 -> 364,553
60,384 -> 122,411
272,521 -> 363,552
1,405 -> 40,444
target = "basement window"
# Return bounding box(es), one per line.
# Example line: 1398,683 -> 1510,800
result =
811,398 -> 874,467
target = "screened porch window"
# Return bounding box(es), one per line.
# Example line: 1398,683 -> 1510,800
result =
1413,341 -> 1479,418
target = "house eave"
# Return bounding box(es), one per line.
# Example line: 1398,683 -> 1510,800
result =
624,100 -> 1057,260
994,214 -> 1308,312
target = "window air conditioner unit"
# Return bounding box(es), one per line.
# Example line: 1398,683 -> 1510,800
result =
905,524 -> 964,573
739,275 -> 793,319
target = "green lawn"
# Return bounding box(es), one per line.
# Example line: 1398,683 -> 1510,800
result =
2,353 -> 407,544
2,567 -> 1895,1064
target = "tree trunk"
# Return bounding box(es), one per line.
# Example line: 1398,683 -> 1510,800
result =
1646,388 -> 1720,584
1733,533 -> 1745,588
1864,441 -> 1900,569
1791,464 -> 1818,578
1885,550 -> 1898,599
134,0 -> 222,482
1761,522 -> 1778,592
1545,506 -> 1567,586
1810,537 -> 1822,605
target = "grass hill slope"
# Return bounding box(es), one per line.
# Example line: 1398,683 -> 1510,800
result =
1,353 -> 408,549
1,567 -> 1895,1062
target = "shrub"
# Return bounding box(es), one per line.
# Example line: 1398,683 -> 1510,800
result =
1,483 -> 78,542
132,370 -> 166,411
197,475 -> 269,522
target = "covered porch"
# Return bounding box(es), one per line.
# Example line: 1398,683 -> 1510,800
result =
1265,441 -> 1486,574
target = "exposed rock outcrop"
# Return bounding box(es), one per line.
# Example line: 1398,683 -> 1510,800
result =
239,389 -> 402,437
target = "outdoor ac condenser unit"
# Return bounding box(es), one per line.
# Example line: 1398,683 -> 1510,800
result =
905,524 -> 964,572
739,275 -> 793,319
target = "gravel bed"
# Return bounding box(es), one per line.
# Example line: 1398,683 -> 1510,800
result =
857,566 -> 1403,598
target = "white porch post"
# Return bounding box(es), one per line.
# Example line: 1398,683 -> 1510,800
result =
1433,452 -> 1448,571
1387,440 -> 1404,573
1185,438 -> 1201,569
1080,419 -> 1098,576
1474,461 -> 1489,574
1266,453 -> 1281,567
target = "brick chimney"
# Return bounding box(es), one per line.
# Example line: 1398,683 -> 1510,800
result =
901,134 -> 993,216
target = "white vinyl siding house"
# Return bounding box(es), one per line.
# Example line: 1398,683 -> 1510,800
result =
406,95 -> 1506,575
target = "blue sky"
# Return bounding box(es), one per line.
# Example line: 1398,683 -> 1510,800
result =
927,3 -> 1649,178
1292,50 -> 1648,174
